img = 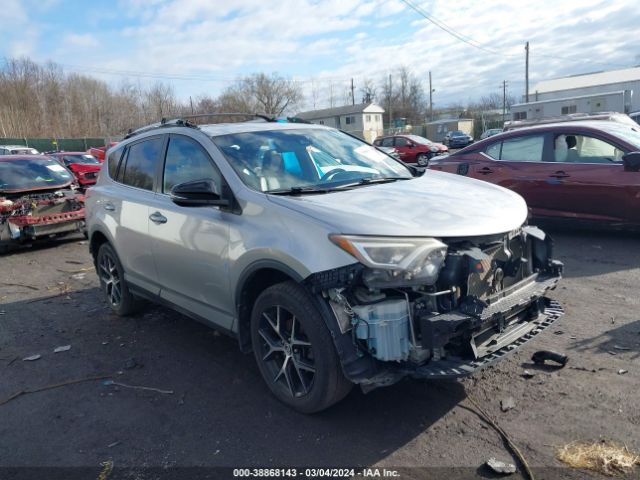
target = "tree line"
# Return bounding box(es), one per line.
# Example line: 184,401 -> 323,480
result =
0,56 -> 513,139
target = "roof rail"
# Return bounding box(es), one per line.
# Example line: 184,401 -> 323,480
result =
503,111 -> 635,130
124,113 -> 276,139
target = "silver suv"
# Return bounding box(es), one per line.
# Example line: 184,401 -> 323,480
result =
86,115 -> 563,413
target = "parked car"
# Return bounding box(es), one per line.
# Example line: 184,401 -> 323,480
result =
428,120 -> 640,229
48,152 -> 102,190
88,142 -> 119,162
0,145 -> 40,155
480,128 -> 503,139
373,134 -> 448,166
0,155 -> 85,253
86,116 -> 563,413
443,130 -> 474,148
504,111 -> 638,131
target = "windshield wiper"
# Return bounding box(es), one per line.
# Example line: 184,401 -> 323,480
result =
333,176 -> 411,189
265,186 -> 334,195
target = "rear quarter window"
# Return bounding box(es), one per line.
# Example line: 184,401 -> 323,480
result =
121,138 -> 163,191
107,148 -> 123,179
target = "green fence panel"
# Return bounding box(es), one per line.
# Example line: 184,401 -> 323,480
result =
0,137 -> 107,152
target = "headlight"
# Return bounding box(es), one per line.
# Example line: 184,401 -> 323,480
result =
329,234 -> 447,287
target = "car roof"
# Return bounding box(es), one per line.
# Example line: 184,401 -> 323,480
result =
200,121 -> 326,137
0,145 -> 35,149
48,151 -> 88,155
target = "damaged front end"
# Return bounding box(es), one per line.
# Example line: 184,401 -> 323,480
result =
307,225 -> 563,390
0,190 -> 86,248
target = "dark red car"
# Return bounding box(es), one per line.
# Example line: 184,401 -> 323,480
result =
374,134 -> 448,166
48,152 -> 102,190
428,120 -> 640,228
0,155 -> 85,252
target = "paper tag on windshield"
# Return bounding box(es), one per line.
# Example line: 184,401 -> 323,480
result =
354,145 -> 387,162
46,164 -> 67,173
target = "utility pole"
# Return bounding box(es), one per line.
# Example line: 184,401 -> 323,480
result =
525,41 -> 530,103
189,96 -> 194,115
388,73 -> 393,128
351,78 -> 355,106
429,71 -> 433,121
502,80 -> 507,122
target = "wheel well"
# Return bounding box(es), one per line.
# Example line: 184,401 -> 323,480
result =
237,268 -> 295,352
89,231 -> 109,262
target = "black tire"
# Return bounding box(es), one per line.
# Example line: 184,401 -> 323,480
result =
416,153 -> 430,167
250,281 -> 353,413
96,243 -> 142,316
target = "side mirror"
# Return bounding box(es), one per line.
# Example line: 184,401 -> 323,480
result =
623,151 -> 640,172
170,179 -> 230,207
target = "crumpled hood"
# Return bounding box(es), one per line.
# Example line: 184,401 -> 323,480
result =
268,170 -> 528,238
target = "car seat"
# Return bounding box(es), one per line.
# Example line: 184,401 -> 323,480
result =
260,150 -> 285,191
565,135 -> 579,162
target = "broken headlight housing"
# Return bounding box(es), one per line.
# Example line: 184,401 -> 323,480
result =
329,234 -> 447,288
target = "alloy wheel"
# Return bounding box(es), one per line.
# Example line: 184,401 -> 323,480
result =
257,305 -> 316,398
99,252 -> 122,307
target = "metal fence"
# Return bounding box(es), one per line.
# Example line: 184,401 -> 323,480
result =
0,137 -> 106,152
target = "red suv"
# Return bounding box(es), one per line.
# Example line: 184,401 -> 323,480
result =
428,120 -> 640,229
374,134 -> 448,166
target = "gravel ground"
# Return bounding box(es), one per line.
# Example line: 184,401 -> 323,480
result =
0,228 -> 639,479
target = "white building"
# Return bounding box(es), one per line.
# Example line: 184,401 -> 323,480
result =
511,67 -> 640,121
296,103 -> 385,142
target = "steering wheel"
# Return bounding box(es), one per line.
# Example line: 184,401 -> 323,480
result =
319,168 -> 347,182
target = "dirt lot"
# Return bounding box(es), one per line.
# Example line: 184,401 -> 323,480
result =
1,228 -> 639,479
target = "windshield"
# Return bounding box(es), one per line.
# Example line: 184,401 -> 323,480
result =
212,128 -> 412,193
62,154 -> 100,165
9,148 -> 38,155
405,135 -> 432,145
601,124 -> 640,149
451,131 -> 465,136
0,158 -> 74,192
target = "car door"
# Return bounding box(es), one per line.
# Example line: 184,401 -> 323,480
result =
542,131 -> 637,224
106,136 -> 165,295
147,134 -> 234,330
393,136 -> 415,163
468,133 -> 558,214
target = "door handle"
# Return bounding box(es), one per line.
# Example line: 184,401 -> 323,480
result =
549,171 -> 570,178
149,212 -> 168,224
103,202 -> 115,211
478,167 -> 494,175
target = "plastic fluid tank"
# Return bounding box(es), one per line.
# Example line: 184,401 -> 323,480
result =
352,299 -> 410,362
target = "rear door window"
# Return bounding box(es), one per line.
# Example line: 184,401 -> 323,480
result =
554,134 -> 624,163
485,135 -> 545,162
394,137 -> 410,147
121,137 -> 163,191
381,137 -> 394,147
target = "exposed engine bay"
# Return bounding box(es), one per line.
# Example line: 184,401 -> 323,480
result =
307,225 -> 564,389
0,189 -> 86,247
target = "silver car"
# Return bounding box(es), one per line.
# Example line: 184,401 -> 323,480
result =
86,117 -> 563,413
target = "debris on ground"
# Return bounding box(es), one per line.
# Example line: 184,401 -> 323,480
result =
500,397 -> 516,412
102,379 -> 173,395
22,354 -> 41,361
570,366 -> 598,373
613,345 -> 630,351
486,457 -> 517,474
97,460 -> 113,480
71,273 -> 86,280
618,369 -> 628,375
557,441 -> 639,476
532,350 -> 568,368
123,357 -> 142,370
107,441 -> 121,448
0,375 -> 112,407
1,282 -> 39,291
521,370 -> 535,379
53,345 -> 71,353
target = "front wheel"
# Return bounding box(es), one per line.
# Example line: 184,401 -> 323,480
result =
250,281 -> 353,413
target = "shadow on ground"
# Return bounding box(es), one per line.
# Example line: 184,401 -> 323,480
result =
0,287 -> 466,467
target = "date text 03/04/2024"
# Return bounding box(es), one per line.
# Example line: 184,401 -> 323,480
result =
233,468 -> 400,478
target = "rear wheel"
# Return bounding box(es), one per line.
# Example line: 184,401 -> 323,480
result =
96,243 -> 142,316
416,153 -> 430,166
250,281 -> 352,413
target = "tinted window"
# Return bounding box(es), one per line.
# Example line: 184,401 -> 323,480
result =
381,137 -> 394,147
107,149 -> 123,179
121,137 -> 163,190
488,135 -> 544,162
163,136 -> 220,193
63,154 -> 100,165
395,137 -> 410,147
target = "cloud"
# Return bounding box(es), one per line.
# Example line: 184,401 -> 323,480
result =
63,33 -> 100,49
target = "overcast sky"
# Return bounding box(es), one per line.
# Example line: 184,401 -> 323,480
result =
3,0 -> 639,110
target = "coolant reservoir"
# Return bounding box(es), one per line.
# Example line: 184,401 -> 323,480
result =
352,299 -> 410,362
